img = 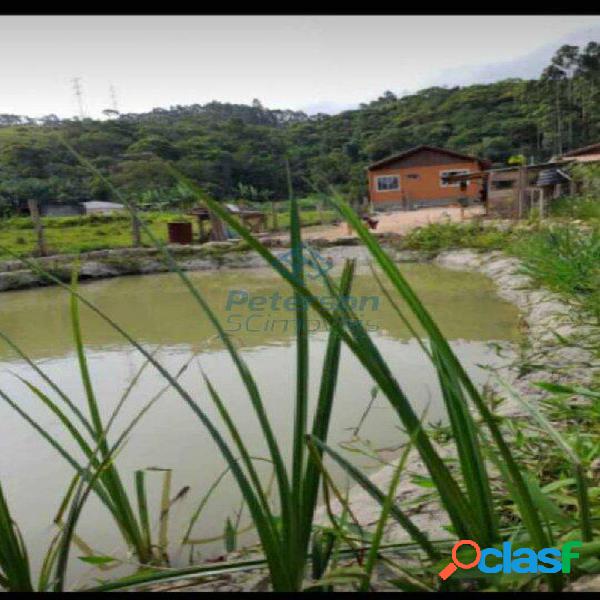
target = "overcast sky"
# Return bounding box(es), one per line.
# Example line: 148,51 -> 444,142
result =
1,15 -> 599,119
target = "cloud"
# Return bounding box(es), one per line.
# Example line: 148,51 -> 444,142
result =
298,100 -> 359,115
426,25 -> 600,87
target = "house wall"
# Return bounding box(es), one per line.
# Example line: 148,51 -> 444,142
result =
368,151 -> 482,209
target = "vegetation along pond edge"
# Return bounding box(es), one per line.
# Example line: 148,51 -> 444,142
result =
41,245 -> 591,592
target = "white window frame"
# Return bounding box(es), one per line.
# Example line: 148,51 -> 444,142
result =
440,169 -> 470,188
375,175 -> 400,192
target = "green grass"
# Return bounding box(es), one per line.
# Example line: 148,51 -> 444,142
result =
0,481 -> 34,591
510,224 -> 600,323
0,212 -> 190,260
267,208 -> 338,231
0,207 -> 337,261
399,220 -> 515,252
547,195 -> 600,222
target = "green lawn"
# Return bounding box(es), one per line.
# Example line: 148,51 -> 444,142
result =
0,212 -> 188,260
0,208 -> 339,261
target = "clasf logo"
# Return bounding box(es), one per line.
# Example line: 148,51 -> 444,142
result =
438,539 -> 582,580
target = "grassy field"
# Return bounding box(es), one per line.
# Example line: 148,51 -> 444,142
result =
0,207 -> 338,261
0,212 -> 186,260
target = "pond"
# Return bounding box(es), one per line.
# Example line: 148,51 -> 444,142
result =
0,263 -> 519,585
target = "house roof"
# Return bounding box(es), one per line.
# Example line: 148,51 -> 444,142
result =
487,160 -> 565,173
562,142 -> 600,158
536,168 -> 571,186
81,201 -> 125,209
367,145 -> 491,171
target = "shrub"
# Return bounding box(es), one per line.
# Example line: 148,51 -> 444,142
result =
401,221 -> 513,252
510,224 -> 600,322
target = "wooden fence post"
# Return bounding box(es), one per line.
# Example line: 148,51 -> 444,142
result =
271,200 -> 279,231
517,166 -> 527,220
130,200 -> 142,247
27,199 -> 48,257
209,210 -> 227,241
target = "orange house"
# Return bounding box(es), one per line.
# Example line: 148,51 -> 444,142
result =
367,145 -> 491,210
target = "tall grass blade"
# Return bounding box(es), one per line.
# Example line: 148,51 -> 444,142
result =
287,156 -> 310,588
135,471 -> 152,556
307,436 -> 438,561
497,378 -> 593,542
301,259 -> 355,550
0,481 -> 33,591
330,193 -> 555,559
158,469 -> 172,563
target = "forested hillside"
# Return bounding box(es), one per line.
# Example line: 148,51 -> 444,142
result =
1,42 -> 599,215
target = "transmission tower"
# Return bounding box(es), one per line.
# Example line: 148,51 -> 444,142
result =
109,83 -> 120,113
72,77 -> 86,119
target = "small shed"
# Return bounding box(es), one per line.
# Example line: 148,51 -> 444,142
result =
189,204 -> 266,242
450,162 -> 573,219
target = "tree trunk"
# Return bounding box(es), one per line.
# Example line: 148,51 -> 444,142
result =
27,199 -> 47,257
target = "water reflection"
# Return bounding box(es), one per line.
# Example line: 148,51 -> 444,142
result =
0,264 -> 518,361
0,264 -> 518,584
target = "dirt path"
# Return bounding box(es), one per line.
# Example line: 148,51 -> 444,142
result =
273,205 -> 485,241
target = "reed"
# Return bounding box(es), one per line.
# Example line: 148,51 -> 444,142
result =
1,144 -> 595,590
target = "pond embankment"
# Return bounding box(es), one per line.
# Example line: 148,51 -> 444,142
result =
0,234 -> 417,293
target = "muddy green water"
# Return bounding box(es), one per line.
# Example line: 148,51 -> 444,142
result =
0,264 -> 518,586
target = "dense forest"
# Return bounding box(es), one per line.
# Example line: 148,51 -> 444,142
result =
1,42 -> 599,216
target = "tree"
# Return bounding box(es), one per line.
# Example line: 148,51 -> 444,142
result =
126,136 -> 180,160
0,40 -> 599,219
